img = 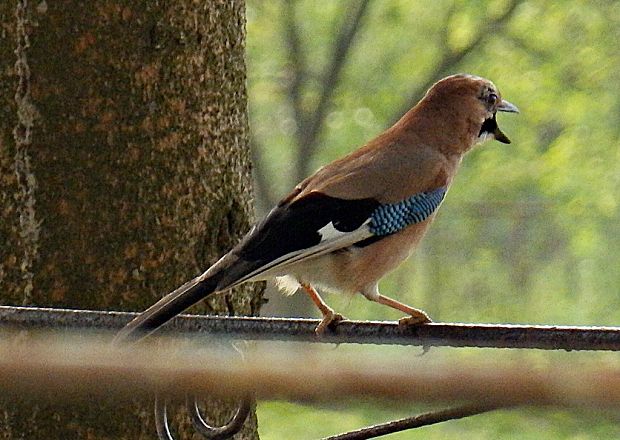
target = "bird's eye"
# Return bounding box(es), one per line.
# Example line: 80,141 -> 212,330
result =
487,93 -> 498,106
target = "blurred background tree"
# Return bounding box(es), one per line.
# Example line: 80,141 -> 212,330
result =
246,1 -> 620,438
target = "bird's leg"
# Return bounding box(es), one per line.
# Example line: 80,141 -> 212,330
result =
300,283 -> 345,334
373,293 -> 432,326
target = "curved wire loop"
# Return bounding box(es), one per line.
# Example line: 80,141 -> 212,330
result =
155,395 -> 175,440
155,393 -> 251,440
188,393 -> 252,439
155,341 -> 251,439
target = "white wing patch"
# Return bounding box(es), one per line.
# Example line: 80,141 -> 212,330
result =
318,222 -> 348,241
231,220 -> 373,287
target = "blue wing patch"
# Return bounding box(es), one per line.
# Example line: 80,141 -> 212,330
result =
369,187 -> 447,236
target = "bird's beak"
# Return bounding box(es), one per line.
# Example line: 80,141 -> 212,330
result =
479,98 -> 519,144
493,124 -> 512,144
497,99 -> 519,113
493,99 -> 519,143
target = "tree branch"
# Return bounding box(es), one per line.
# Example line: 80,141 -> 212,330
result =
323,403 -> 504,440
283,0 -> 308,149
390,0 -> 524,124
294,0 -> 372,181
249,133 -> 277,211
254,0 -> 371,211
250,0 -> 310,212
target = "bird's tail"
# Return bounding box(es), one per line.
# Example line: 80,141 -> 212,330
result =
113,267 -> 225,344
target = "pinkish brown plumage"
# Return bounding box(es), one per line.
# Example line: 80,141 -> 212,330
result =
116,74 -> 518,341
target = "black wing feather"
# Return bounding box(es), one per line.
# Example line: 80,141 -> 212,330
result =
235,193 -> 379,266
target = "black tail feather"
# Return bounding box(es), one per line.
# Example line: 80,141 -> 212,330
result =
114,271 -> 222,344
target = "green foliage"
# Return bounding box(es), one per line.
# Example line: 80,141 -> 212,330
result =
247,0 -> 620,438
259,401 -> 620,440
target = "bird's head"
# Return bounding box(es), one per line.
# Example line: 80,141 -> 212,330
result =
421,74 -> 519,149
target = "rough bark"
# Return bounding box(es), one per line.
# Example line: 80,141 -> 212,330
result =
0,0 -> 262,438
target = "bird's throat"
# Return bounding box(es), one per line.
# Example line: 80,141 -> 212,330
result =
479,113 -> 511,144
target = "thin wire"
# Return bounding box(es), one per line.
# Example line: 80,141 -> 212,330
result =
188,394 -> 252,439
154,395 -> 251,440
155,396 -> 174,440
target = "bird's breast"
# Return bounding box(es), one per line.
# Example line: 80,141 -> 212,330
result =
281,218 -> 435,296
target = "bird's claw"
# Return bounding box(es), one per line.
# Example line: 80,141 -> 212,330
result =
398,311 -> 432,327
315,311 -> 345,335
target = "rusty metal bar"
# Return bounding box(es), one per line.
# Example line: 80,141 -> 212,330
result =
0,335 -> 619,409
0,305 -> 619,350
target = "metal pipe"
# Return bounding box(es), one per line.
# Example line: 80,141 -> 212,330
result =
1,305 -> 619,350
0,335 -> 619,408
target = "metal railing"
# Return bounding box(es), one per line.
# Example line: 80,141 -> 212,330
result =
1,304 -> 619,439
1,305 -> 619,350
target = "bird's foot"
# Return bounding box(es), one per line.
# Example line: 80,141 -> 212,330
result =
398,310 -> 432,327
315,311 -> 345,335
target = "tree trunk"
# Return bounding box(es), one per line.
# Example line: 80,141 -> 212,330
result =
0,0 -> 262,438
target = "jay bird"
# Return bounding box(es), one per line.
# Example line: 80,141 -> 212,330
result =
116,73 -> 518,341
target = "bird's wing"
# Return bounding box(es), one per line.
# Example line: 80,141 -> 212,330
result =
219,186 -> 447,288
216,141 -> 452,288
116,163 -> 447,343
291,140 -> 451,204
